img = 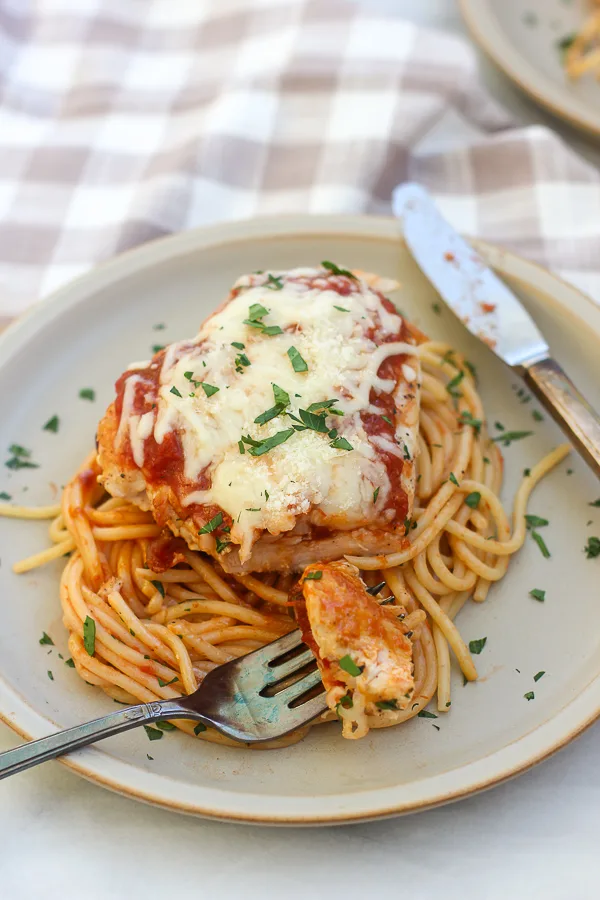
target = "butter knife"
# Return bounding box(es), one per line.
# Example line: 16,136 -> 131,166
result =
392,182 -> 600,477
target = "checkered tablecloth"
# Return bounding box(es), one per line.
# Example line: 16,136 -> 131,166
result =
2,0 -> 600,326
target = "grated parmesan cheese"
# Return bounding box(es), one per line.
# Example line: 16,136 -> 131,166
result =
114,268 -> 421,559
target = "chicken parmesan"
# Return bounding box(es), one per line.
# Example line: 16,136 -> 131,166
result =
3,255 -> 570,748
97,265 -> 421,574
294,561 -> 423,738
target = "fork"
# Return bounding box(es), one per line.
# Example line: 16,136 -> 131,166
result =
0,630 -> 326,779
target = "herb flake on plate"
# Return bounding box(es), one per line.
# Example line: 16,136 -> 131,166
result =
469,637 -> 487,655
43,415 -> 59,433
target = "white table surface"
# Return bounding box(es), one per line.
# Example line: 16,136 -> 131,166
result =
3,3 -> 600,897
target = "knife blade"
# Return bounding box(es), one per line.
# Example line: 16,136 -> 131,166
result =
392,182 -> 600,477
392,182 -> 548,369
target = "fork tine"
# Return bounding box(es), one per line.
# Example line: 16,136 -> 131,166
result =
237,629 -> 304,672
265,667 -> 323,707
273,693 -> 329,731
267,647 -> 315,683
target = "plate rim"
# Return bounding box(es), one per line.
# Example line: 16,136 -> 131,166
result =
459,0 -> 600,139
1,212 -> 599,824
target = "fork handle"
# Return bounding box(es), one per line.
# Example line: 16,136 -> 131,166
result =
523,357 -> 600,478
0,700 -> 189,780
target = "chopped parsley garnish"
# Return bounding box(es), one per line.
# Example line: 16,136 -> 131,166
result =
65,657 -> 75,668
330,436 -> 353,451
273,384 -> 290,407
495,421 -> 504,431
287,346 -> 308,373
492,430 -> 533,446
532,410 -> 544,422
373,487 -> 380,503
469,637 -> 487,655
297,408 -> 329,433
525,514 -> 549,529
525,515 -> 550,557
200,383 -> 219,398
43,415 -> 59,433
238,439 -> 245,454
79,388 -> 95,401
39,632 -> 54,646
417,709 -> 438,719
144,725 -> 164,741
153,323 -> 165,330
254,403 -> 285,425
321,260 -> 357,279
531,531 -> 550,558
446,371 -> 464,397
335,693 -> 353,718
240,435 -> 261,448
198,513 -> 223,535
459,411 -> 482,434
152,345 -> 165,353
265,273 -> 284,290
464,360 -> 477,380
247,302 -> 268,320
151,580 -> 165,598
0,491 -> 11,501
306,398 -> 341,414
334,305 -> 350,312
589,499 -> 600,507
231,341 -> 245,350
464,491 -> 481,509
304,571 -> 323,581
47,670 -> 54,681
338,655 -> 363,677
585,536 -> 600,559
449,472 -> 459,486
529,588 -> 545,602
523,468 -> 531,477
156,720 -> 176,731
5,444 -> 39,470
243,303 -> 283,335
432,303 -> 441,315
557,32 -> 577,60
533,671 -> 545,682
376,699 -> 399,710
157,676 -> 179,687
235,352 -> 251,372
255,390 -> 288,425
524,691 -> 535,701
170,386 -> 182,398
215,536 -> 230,554
381,415 -> 393,426
194,722 -> 207,735
83,616 -> 96,656
247,429 -> 295,457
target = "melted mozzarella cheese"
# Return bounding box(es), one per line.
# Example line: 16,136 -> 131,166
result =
115,268 -> 420,558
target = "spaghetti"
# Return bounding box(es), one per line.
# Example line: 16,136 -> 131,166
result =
0,338 -> 570,745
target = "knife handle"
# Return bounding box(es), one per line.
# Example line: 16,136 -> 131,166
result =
523,358 -> 600,478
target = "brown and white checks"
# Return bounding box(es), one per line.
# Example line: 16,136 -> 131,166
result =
1,0 -> 600,322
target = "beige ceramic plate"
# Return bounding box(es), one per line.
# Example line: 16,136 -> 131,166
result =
0,215 -> 599,824
460,0 -> 600,137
